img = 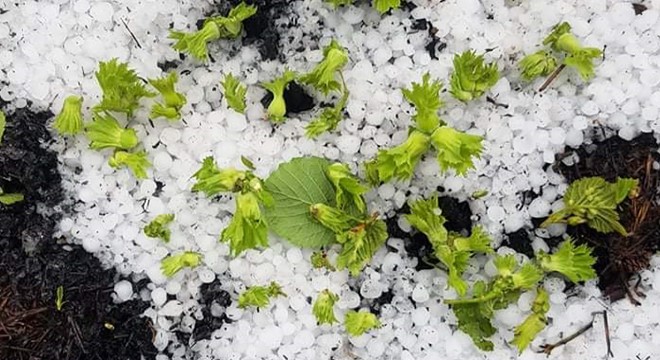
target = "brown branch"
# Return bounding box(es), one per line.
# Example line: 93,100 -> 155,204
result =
538,64 -> 566,92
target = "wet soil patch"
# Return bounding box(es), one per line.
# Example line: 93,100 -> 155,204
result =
0,107 -> 157,359
190,279 -> 232,342
554,133 -> 660,304
260,81 -> 316,116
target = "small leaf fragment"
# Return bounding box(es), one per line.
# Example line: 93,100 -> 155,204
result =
238,281 -> 286,309
344,310 -> 381,336
313,289 -> 339,325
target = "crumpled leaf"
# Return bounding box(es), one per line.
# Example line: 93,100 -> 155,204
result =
326,162 -> 368,216
313,289 -> 339,325
430,126 -> 483,176
336,217 -> 388,276
537,239 -> 596,283
344,310 -> 381,336
222,191 -> 269,256
94,59 -> 155,116
402,72 -> 444,134
161,251 -> 202,277
364,130 -> 431,184
221,73 -> 247,113
238,281 -> 286,309
511,288 -> 550,353
300,40 -> 348,95
449,51 -> 499,102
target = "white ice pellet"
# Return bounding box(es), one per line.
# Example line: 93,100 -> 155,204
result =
198,268 -> 216,283
159,301 -> 183,317
89,2 -> 114,22
360,280 -> 382,299
114,280 -> 133,302
286,248 -> 303,264
151,288 -> 167,307
335,134 -> 361,155
527,198 -> 551,218
411,284 -> 430,303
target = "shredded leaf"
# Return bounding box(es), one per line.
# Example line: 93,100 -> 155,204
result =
449,51 -> 499,102
511,288 -> 550,353
313,289 -> 339,325
222,191 -> 269,256
161,251 -> 202,277
402,73 -> 444,134
53,96 -> 84,135
336,216 -> 388,276
344,310 -> 381,336
221,73 -> 247,113
430,126 -> 483,176
326,162 -> 368,215
311,251 -> 336,271
541,177 -> 638,236
144,214 -> 176,242
542,22 -> 573,51
94,59 -> 155,116
537,239 -> 597,283
310,203 -> 359,235
305,86 -> 349,138
238,281 -> 286,309
0,187 -> 24,206
108,150 -> 151,179
364,129 -> 431,184
149,73 -> 186,120
206,2 -> 258,39
372,0 -> 401,14
191,157 -> 246,197
564,47 -> 603,80
261,69 -> 297,123
85,112 -> 138,150
541,22 -> 602,80
519,50 -> 558,81
300,40 -> 348,95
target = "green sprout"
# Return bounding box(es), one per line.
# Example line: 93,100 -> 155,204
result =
519,50 -> 558,82
238,281 -> 286,309
144,214 -> 176,242
300,40 -> 349,95
55,286 -> 65,311
0,187 -> 23,206
161,251 -> 202,277
221,73 -> 248,114
192,156 -> 273,256
0,111 -> 5,143
261,69 -> 297,123
53,95 -> 84,135
449,51 -> 499,102
402,73 -> 444,134
430,126 -> 484,176
85,113 -> 138,150
326,162 -> 368,215
170,2 -> 257,61
108,150 -> 151,179
94,59 -> 155,116
511,288 -> 550,353
148,72 -> 186,120
311,251 -> 336,271
344,310 -> 381,336
313,289 -> 339,325
541,177 -> 638,236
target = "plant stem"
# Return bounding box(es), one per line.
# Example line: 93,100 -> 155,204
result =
538,64 -> 566,92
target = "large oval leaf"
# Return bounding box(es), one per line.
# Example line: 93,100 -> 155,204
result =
265,157 -> 336,247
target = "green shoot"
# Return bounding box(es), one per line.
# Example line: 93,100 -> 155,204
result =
449,51 -> 499,102
0,111 -> 5,143
541,177 -> 638,236
406,195 -> 492,295
221,73 -> 247,113
108,150 -> 151,179
192,156 -> 273,256
94,59 -> 155,116
344,310 -> 381,336
401,73 -> 443,134
364,129 -> 431,184
326,162 -> 368,215
148,73 -> 186,120
55,286 -> 65,311
519,50 -> 558,82
238,281 -> 286,309
537,239 -> 597,283
161,251 -> 202,277
511,288 -> 550,353
372,0 -> 401,14
170,2 -> 257,61
85,112 -> 138,150
300,40 -> 349,95
144,214 -> 176,242
261,69 -> 296,123
313,289 -> 339,325
0,187 -> 24,206
305,74 -> 349,138
311,251 -> 336,271
53,96 -> 84,135
430,126 -> 483,176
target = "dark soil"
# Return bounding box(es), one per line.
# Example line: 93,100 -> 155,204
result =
190,279 -> 232,342
554,133 -> 660,304
503,228 -> 535,259
0,108 -> 157,359
387,195 -> 474,271
260,81 -> 316,116
213,0 -> 293,61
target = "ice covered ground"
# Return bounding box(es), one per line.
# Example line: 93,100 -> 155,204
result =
2,0 -> 660,359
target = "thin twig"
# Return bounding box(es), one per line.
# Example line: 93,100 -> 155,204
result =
603,311 -> 613,358
538,64 -> 566,92
121,19 -> 142,49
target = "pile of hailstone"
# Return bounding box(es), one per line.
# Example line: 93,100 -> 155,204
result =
2,0 -> 660,359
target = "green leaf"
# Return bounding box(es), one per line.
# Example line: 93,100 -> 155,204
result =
564,47 -> 602,80
222,192 -> 269,256
261,69 -> 296,123
264,157 -> 337,247
401,72 -> 444,134
449,51 -> 499,102
191,157 -> 246,197
85,112 -> 138,150
542,176 -> 634,235
543,22 -> 573,51
326,162 -> 368,216
313,289 -> 339,325
161,251 -> 202,277
511,288 -> 550,353
537,239 -> 596,283
365,129 -> 431,184
108,150 -> 151,179
53,96 -> 84,135
451,301 -> 496,351
519,50 -> 558,81
238,281 -> 286,309
144,214 -> 175,242
0,111 -> 5,143
344,310 -> 381,336
336,218 -> 388,276
94,59 -> 155,116
300,40 -> 348,95
0,192 -> 24,205
372,0 -> 401,14
221,73 -> 247,114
